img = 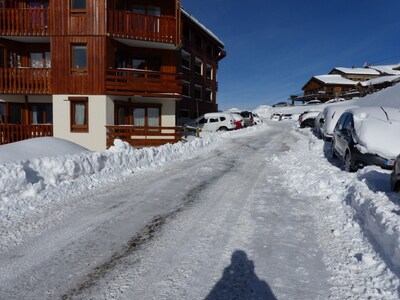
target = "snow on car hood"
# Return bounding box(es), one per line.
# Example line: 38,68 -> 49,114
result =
351,107 -> 400,159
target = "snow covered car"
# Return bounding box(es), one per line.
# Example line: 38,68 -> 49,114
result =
320,104 -> 359,141
280,114 -> 293,120
239,111 -> 254,127
331,107 -> 400,172
313,111 -> 325,138
270,113 -> 282,121
252,113 -> 263,125
390,155 -> 400,192
298,110 -> 321,128
230,113 -> 245,129
191,112 -> 236,132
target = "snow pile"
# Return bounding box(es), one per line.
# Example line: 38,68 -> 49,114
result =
0,125 -> 267,250
269,128 -> 400,298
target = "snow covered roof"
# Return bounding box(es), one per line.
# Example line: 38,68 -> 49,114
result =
369,64 -> 400,75
181,7 -> 224,47
314,74 -> 358,85
332,67 -> 380,76
359,75 -> 400,87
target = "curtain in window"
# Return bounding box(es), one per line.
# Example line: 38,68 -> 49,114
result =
75,103 -> 86,125
32,105 -> 38,124
148,108 -> 159,127
133,108 -> 145,126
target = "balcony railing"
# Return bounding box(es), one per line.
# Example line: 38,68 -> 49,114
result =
105,68 -> 182,98
0,124 -> 53,145
0,8 -> 49,36
107,10 -> 177,44
0,68 -> 51,94
106,125 -> 183,148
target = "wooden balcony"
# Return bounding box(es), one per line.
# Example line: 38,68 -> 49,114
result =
106,125 -> 183,148
0,8 -> 49,36
105,68 -> 182,98
0,124 -> 53,145
107,10 -> 177,45
0,68 -> 51,95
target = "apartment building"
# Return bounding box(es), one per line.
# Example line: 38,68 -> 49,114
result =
0,0 -> 225,150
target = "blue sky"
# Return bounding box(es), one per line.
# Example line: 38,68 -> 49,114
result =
181,0 -> 400,111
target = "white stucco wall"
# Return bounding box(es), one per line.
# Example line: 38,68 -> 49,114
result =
53,95 -> 113,151
53,95 -> 176,151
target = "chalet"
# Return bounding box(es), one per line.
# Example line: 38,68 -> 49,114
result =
292,64 -> 400,104
0,0 -> 226,150
299,75 -> 358,103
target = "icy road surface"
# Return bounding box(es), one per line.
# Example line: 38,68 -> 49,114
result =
0,123 -> 398,299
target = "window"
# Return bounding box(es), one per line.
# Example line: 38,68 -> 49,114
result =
148,107 -> 160,127
70,97 -> 88,132
194,85 -> 202,100
115,103 -> 161,127
183,26 -> 191,40
9,103 -> 23,124
70,0 -> 86,12
205,89 -> 213,102
195,35 -> 202,49
206,64 -> 213,80
206,45 -> 213,56
30,103 -> 52,124
0,103 -> 5,123
195,58 -> 203,75
30,53 -> 44,68
182,81 -> 190,97
181,50 -> 191,69
71,44 -> 87,74
0,48 -> 4,68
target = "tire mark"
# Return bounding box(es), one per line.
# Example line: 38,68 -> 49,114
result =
61,158 -> 237,299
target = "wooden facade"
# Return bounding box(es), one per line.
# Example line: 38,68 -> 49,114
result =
177,9 -> 226,120
0,0 -> 226,148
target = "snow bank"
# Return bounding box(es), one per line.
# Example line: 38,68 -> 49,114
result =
269,127 -> 400,298
0,125 -> 267,250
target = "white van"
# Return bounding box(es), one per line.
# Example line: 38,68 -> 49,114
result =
195,113 -> 236,132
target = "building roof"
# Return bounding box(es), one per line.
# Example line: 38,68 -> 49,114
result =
359,75 -> 400,86
331,67 -> 380,76
313,75 -> 358,85
369,64 -> 400,75
181,7 -> 224,47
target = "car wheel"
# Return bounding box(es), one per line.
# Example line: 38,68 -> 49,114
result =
344,151 -> 356,172
218,126 -> 228,131
394,182 -> 400,193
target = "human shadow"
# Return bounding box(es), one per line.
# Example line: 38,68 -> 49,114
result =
205,250 -> 277,300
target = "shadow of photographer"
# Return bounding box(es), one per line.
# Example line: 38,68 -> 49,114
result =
205,250 -> 277,300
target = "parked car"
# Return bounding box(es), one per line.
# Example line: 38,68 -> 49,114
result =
272,102 -> 290,107
239,111 -> 254,127
270,113 -> 282,121
331,107 -> 400,172
230,113 -> 245,129
187,112 -> 236,132
313,111 -> 325,138
306,100 -> 321,105
298,110 -> 321,128
280,114 -> 293,120
320,104 -> 359,141
252,113 -> 263,125
390,155 -> 400,192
